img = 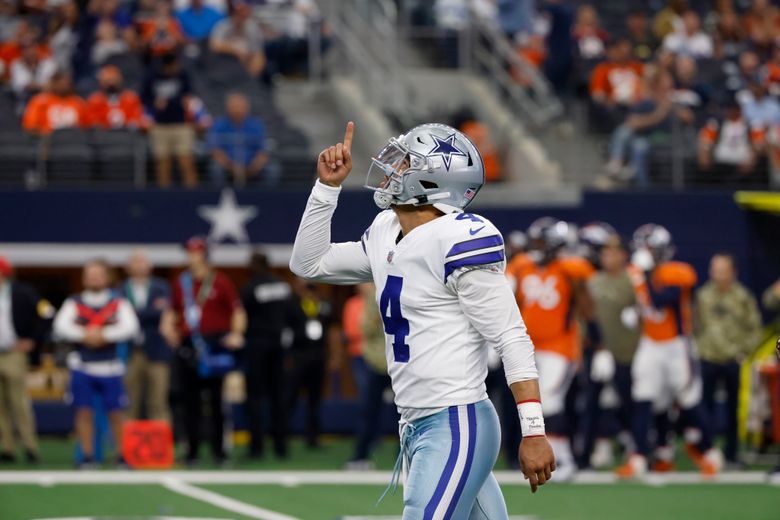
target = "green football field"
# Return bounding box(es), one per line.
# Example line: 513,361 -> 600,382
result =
0,437 -> 778,520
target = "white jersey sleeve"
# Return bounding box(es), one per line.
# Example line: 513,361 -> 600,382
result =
289,180 -> 373,284
440,214 -> 538,386
450,268 -> 538,385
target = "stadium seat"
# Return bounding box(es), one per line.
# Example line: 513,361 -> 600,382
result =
46,129 -> 94,186
0,132 -> 41,187
93,130 -> 146,186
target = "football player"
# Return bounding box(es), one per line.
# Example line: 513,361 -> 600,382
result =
509,217 -> 598,480
616,224 -> 722,477
290,122 -> 555,518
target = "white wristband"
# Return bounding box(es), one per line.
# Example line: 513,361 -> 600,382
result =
517,400 -> 545,437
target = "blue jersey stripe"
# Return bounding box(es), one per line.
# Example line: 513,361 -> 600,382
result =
444,404 -> 477,519
444,250 -> 505,281
446,234 -> 503,258
423,406 -> 461,520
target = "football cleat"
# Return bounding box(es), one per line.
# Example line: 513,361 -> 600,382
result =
616,454 -> 648,479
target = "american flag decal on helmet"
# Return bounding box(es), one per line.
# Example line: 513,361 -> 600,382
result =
464,188 -> 476,201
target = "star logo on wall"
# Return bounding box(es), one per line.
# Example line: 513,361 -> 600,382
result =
197,189 -> 258,243
428,133 -> 466,171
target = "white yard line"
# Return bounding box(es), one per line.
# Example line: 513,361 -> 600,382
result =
161,478 -> 299,520
0,470 -> 775,486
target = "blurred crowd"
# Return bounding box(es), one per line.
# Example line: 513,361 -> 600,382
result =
423,0 -> 780,188
1,220 -> 779,473
0,0 -> 326,187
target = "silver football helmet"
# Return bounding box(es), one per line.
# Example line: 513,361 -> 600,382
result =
632,223 -> 676,263
365,123 -> 485,213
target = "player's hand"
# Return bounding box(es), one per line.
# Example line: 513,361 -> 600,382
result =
13,338 -> 34,353
519,436 -> 556,493
317,121 -> 354,187
83,327 -> 106,348
222,332 -> 245,350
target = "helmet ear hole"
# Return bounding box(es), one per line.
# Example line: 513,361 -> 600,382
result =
420,180 -> 438,190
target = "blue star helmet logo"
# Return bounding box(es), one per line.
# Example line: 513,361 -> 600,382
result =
428,133 -> 466,171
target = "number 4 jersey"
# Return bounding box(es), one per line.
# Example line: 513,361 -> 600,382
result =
290,181 -> 538,423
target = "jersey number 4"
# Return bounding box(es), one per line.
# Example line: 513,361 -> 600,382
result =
379,275 -> 410,363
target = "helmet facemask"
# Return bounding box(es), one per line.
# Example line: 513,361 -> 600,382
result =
365,137 -> 430,209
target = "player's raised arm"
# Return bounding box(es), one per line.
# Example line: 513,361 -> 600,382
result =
289,122 -> 372,285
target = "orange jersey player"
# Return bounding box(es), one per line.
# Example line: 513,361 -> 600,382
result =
510,217 -> 597,481
617,224 -> 721,479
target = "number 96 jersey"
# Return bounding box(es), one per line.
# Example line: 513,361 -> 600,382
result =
362,209 -> 506,421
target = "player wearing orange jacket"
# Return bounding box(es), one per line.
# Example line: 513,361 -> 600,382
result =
617,224 -> 722,478
509,217 -> 598,480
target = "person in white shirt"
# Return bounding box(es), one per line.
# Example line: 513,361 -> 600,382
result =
10,41 -> 57,100
662,10 -> 713,59
53,259 -> 139,468
290,122 -> 555,519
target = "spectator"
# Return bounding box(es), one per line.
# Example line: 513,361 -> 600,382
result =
86,65 -> 143,129
698,98 -> 764,178
512,32 -> 546,87
160,236 -> 246,466
762,276 -> 780,314
52,259 -> 140,469
572,4 -> 609,62
288,279 -> 333,449
175,0 -> 227,13
207,91 -> 270,187
653,0 -> 687,40
763,44 -> 780,95
695,253 -> 762,468
120,250 -> 172,423
589,37 -> 644,129
240,250 -> 294,460
177,0 -> 225,43
497,0 -> 535,41
137,0 -> 184,58
209,1 -> 265,78
0,256 -> 41,464
0,0 -> 20,43
22,70 -> 89,134
91,19 -> 129,67
713,7 -> 746,60
73,0 -> 136,79
606,70 -> 694,187
625,8 -> 658,62
741,0 -> 780,39
10,39 -> 56,101
347,283 -> 393,470
738,80 -> 780,127
672,55 -> 711,117
663,10 -> 713,59
47,0 -> 79,71
580,235 -> 639,469
141,53 -> 198,188
0,20 -> 47,79
453,109 -> 501,182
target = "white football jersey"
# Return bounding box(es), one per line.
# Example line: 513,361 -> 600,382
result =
362,209 -> 506,419
290,181 -> 537,423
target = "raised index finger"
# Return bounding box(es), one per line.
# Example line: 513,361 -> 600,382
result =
343,121 -> 355,151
